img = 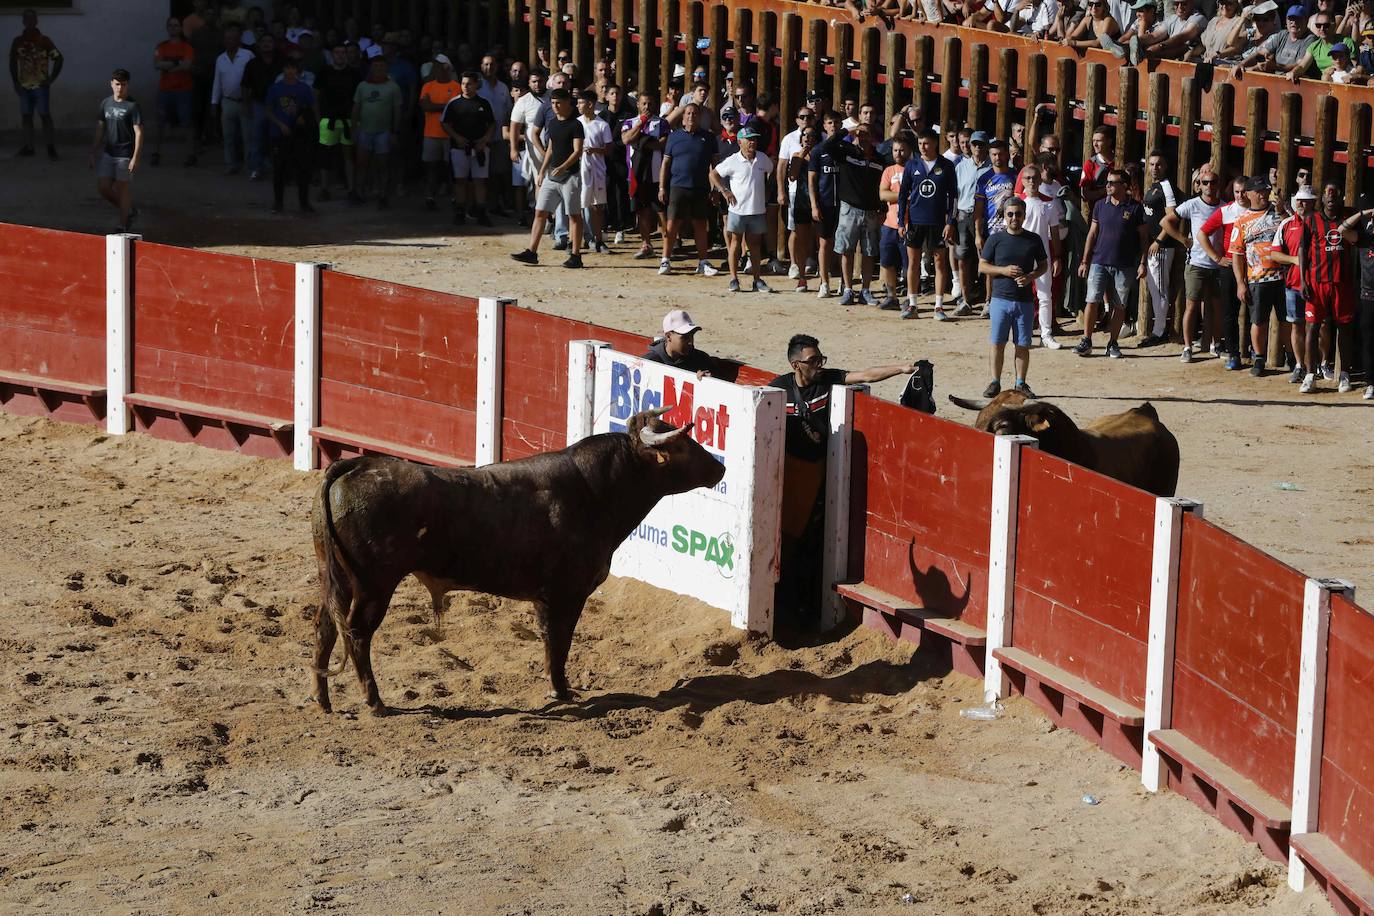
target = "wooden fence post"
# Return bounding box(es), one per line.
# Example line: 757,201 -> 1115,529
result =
637,0 -> 655,98
1277,91 -> 1301,195
658,0 -> 675,103
530,0 -> 543,74
547,0 -> 563,72
1025,52 -> 1046,130
1311,94 -> 1336,194
884,30 -> 906,128
507,0 -> 524,60
449,0 -> 464,54
780,13 -> 800,128
1176,76 -> 1198,189
1243,85 -> 1266,179
860,26 -> 880,111
758,12 -> 777,102
833,22 -> 854,112
489,0 -> 505,55
995,47 -> 1016,141
969,42 -> 988,130
806,18 -> 825,101
1209,80 -> 1233,180
572,0 -> 590,76
614,0 -> 631,82
1053,56 -> 1073,166
708,4 -> 727,110
1347,102 -> 1371,208
681,1 -> 699,95
1116,65 -> 1138,168
1082,61 -> 1105,175
732,6 -> 752,91
940,35 -> 961,133
1144,71 -> 1167,158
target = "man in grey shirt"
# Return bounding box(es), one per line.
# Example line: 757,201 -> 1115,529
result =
89,68 -> 143,232
1232,5 -> 1315,74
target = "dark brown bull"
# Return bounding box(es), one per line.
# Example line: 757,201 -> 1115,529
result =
310,407 -> 726,715
949,390 -> 1181,497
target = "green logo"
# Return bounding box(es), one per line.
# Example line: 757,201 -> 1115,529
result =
672,525 -> 735,575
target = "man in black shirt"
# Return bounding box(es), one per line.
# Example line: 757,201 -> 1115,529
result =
1346,195 -> 1374,398
315,40 -> 361,199
90,68 -> 143,232
511,87 -> 585,268
441,70 -> 496,225
240,32 -> 281,180
978,196 -> 1049,398
1140,150 -> 1178,347
824,121 -> 885,306
642,310 -> 717,376
596,83 -> 634,241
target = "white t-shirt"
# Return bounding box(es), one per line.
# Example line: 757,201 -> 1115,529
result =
715,151 -> 774,216
1164,11 -> 1207,39
1174,196 -> 1223,268
1019,193 -> 1062,249
1023,0 -> 1060,34
778,127 -> 804,164
510,91 -> 545,164
479,78 -> 511,127
578,114 -> 611,186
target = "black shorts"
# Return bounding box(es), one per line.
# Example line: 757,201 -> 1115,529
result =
953,211 -> 978,260
633,180 -> 661,212
816,205 -> 839,240
905,224 -> 946,251
666,185 -> 712,222
1247,280 -> 1286,325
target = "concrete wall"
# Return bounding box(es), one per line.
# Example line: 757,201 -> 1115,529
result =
1,2 -> 170,136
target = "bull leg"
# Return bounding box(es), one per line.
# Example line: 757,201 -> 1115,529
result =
311,603 -> 338,713
348,597 -> 392,716
539,597 -> 587,702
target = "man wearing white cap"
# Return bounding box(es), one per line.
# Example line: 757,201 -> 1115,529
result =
643,310 -> 716,376
1270,185 -> 1318,386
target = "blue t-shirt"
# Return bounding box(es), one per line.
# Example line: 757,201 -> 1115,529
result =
663,127 -> 717,190
897,156 -> 958,228
387,58 -> 417,104
975,168 -> 1016,234
981,230 -> 1047,303
264,80 -> 315,140
1090,197 -> 1146,269
808,143 -> 840,211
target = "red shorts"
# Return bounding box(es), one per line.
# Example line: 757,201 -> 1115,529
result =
1305,283 -> 1355,325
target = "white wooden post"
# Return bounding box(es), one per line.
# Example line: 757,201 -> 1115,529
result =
982,434 -> 1037,702
475,297 -> 512,467
820,383 -> 868,630
105,233 -> 138,435
565,339 -> 610,445
744,386 -> 786,635
1288,577 -> 1355,891
1142,497 -> 1204,792
293,262 -> 325,471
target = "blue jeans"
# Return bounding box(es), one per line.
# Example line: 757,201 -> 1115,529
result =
247,100 -> 267,172
989,295 -> 1034,347
1086,264 -> 1133,307
554,204 -> 570,243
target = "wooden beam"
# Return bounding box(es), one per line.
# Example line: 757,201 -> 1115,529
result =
1116,64 -> 1138,168
1277,91 -> 1300,197
1311,93 -> 1336,193
860,25 -> 880,111
806,17 -> 824,100
637,0 -> 655,97
758,11 -> 777,102
1244,86 -> 1266,179
1053,56 -> 1073,168
780,12 -> 800,127
939,35 -> 961,131
1024,52 -> 1046,129
659,0 -> 675,102
1144,71 -> 1167,159
508,0 -> 524,59
572,0 -> 589,76
732,6 -> 752,90
832,22 -> 854,113
1082,62 -> 1105,170
912,34 -> 933,118
590,0 -> 606,72
488,0 -> 504,54
1347,102 -> 1371,207
969,42 -> 988,130
1176,76 -> 1198,189
708,3 -> 726,112
995,47 -> 1016,141
884,30 -> 906,129
1209,80 -> 1233,180
530,0 -> 543,73
681,1 -> 699,95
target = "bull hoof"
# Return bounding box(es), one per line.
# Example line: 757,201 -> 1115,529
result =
546,688 -> 579,703
367,703 -> 391,718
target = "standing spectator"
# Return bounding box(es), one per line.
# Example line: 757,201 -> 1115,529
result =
576,89 -> 612,253
1229,174 -> 1290,377
1349,195 -> 1374,398
898,128 -> 960,319
953,131 -> 991,315
351,55 -> 401,209
510,67 -> 548,221
1198,175 -> 1252,367
316,41 -> 360,200
597,83 -> 634,242
152,17 -> 196,167
264,57 -> 316,214
621,89 -> 670,259
1162,169 -> 1224,363
478,53 -> 511,212
511,87 -> 584,268
1016,162 -> 1063,348
381,34 -> 417,197
786,124 -> 821,293
823,121 -> 885,306
658,103 -> 720,276
532,72 -> 574,250
187,3 -> 222,156
877,133 -> 913,310
973,138 -> 1017,314
1075,168 -> 1148,358
979,197 -> 1049,396
240,32 -> 281,180
809,111 -> 844,298
1272,188 -> 1317,383
1140,150 -> 1178,348
210,24 -> 255,175
418,54 -> 459,211
89,68 -> 142,232
9,8 -> 62,159
1079,125 -> 1115,206
441,70 -> 496,226
711,124 -> 776,292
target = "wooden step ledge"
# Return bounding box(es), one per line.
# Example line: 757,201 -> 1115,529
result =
993,646 -> 1146,726
125,392 -> 291,434
834,581 -> 987,646
311,426 -> 469,469
0,370 -> 105,398
1290,832 -> 1374,914
1148,728 -> 1292,830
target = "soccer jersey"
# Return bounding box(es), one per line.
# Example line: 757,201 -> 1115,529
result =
1228,206 -> 1285,285
1300,213 -> 1352,288
897,156 -> 958,228
1272,216 -> 1307,291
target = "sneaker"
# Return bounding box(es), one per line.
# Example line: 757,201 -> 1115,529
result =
563,253 -> 583,268
1073,338 -> 1092,357
1100,32 -> 1127,58
953,300 -> 974,317
1180,347 -> 1194,364
768,258 -> 787,275
47,145 -> 59,161
788,262 -> 801,279
753,279 -> 776,294
594,242 -> 610,254
861,290 -> 879,306
634,246 -> 654,260
1364,385 -> 1374,400
838,287 -> 855,305
250,170 -> 263,181
1120,321 -> 1137,339
1250,357 -> 1266,377
510,248 -> 539,264
1137,333 -> 1165,348
817,282 -> 832,299
1300,373 -> 1315,393
1209,342 -> 1221,358
1106,341 -> 1123,359
728,278 -> 741,293
1014,381 -> 1037,397
933,308 -> 951,321
879,297 -> 900,311
795,280 -> 809,293
424,197 -> 437,211
1041,333 -> 1063,350
1338,372 -> 1352,393
982,380 -> 1002,398
1289,364 -> 1305,384
900,304 -> 918,319
696,261 -> 720,277
614,231 -> 625,244
552,237 -> 570,251
805,259 -> 818,277
1319,363 -> 1336,381
658,259 -> 672,276
1225,355 -> 1242,371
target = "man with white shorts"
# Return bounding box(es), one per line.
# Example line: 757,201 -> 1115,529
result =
576,89 -> 611,253
90,68 -> 143,232
710,124 -> 775,293
442,70 -> 496,226
510,88 -> 585,268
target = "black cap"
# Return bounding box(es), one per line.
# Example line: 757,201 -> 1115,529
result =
1244,175 -> 1271,192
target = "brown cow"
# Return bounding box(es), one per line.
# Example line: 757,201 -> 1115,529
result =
948,390 -> 1180,497
310,407 -> 726,716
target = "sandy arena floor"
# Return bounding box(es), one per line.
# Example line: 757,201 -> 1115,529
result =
0,144 -> 1367,912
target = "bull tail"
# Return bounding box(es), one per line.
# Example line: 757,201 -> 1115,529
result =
312,459 -> 364,679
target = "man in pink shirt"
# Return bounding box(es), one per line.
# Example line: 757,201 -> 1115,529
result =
876,133 -> 912,311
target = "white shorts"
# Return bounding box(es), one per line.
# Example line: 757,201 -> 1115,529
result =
581,174 -> 607,208
450,147 -> 489,179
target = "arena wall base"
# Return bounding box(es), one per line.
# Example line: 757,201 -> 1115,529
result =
853,604 -> 986,680
0,378 -> 104,425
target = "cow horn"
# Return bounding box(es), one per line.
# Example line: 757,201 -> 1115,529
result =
948,394 -> 991,411
640,422 -> 694,448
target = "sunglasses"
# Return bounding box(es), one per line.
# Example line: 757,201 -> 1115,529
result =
1199,178 -> 1218,185
1313,20 -> 1330,26
793,355 -> 827,368
797,112 -> 813,119
1106,179 -> 1125,185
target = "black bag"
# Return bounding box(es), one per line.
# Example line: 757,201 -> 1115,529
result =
899,360 -> 936,414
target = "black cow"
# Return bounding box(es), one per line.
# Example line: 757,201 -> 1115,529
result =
310,407 -> 726,715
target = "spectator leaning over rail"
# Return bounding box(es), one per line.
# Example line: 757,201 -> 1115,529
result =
1162,167 -> 1225,363
898,128 -> 960,320
90,68 -> 143,233
711,123 -> 776,293
1075,168 -> 1148,359
10,8 -> 63,160
1287,12 -> 1340,80
1229,174 -> 1290,377
643,310 -> 716,377
1233,6 -> 1315,76
980,196 -> 1049,397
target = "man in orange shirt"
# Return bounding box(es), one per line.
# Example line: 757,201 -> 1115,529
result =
418,53 -> 459,210
152,17 -> 196,166
9,9 -> 64,159
876,132 -> 912,310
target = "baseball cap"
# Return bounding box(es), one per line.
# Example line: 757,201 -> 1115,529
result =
970,130 -> 990,143
433,53 -> 452,66
1363,27 -> 1374,36
1248,0 -> 1278,13
806,89 -> 824,101
366,44 -> 383,58
1286,4 -> 1305,16
662,310 -> 700,335
720,106 -> 740,121
673,63 -> 686,79
1244,175 -> 1271,191
739,124 -> 763,140
1292,186 -> 1317,202
988,137 -> 1008,148
1131,0 -> 1155,10
726,70 -> 735,80
1331,42 -> 1350,54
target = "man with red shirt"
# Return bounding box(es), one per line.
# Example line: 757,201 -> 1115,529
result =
1271,187 -> 1316,384
1198,175 -> 1251,369
153,17 -> 196,166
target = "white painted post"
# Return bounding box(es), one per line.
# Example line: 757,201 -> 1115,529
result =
293,262 -> 325,471
744,386 -> 786,635
1142,497 -> 1205,792
820,383 -> 868,630
982,434 -> 1037,702
105,233 -> 139,435
1288,577 -> 1355,891
565,339 -> 611,446
475,297 -> 512,467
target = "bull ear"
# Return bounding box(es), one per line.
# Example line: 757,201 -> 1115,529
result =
1028,410 -> 1053,433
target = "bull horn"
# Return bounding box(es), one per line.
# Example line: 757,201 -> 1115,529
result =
948,394 -> 991,411
640,422 -> 694,448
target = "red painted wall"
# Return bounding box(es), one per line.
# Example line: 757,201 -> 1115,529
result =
318,271 -> 481,462
1172,512 -> 1306,804
132,243 -> 294,420
1012,448 -> 1155,707
1319,594 -> 1374,874
851,393 -> 993,629
0,224 -> 105,385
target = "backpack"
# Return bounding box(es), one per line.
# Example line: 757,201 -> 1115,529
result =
899,360 -> 936,415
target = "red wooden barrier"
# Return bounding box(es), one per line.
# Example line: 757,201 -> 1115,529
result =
316,271 -> 481,467
130,244 -> 295,457
1006,448 -> 1155,766
1164,511 -> 1306,860
0,224 -> 106,424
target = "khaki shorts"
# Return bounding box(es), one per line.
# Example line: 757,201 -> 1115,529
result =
1184,262 -> 1221,300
